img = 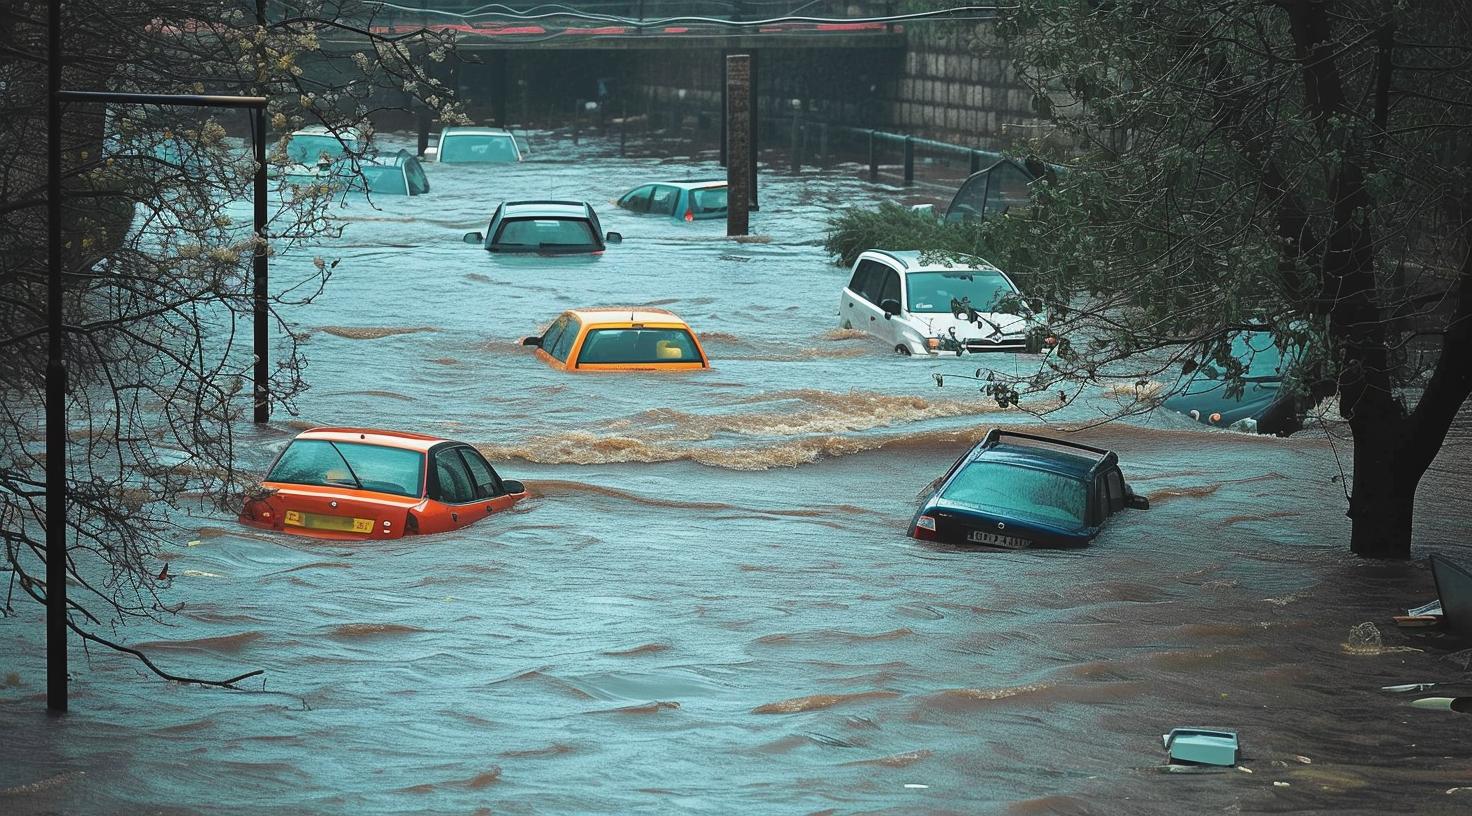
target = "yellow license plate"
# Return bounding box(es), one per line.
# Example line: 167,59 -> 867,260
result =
283,510 -> 374,533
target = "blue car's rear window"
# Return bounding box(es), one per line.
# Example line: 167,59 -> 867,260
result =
492,217 -> 597,250
941,461 -> 1086,527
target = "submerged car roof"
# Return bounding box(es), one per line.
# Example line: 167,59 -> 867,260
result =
866,249 -> 1004,275
290,125 -> 364,141
658,179 -> 726,190
441,126 -> 515,137
566,307 -> 690,326
501,200 -> 593,218
296,427 -> 447,453
966,430 -> 1116,480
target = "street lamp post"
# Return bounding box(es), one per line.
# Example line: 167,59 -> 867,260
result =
46,4 -> 267,713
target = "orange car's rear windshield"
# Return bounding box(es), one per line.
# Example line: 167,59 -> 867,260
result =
576,328 -> 701,365
267,439 -> 425,498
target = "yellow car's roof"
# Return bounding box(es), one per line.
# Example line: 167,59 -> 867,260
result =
566,307 -> 691,327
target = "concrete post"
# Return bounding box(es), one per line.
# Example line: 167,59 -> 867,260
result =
789,107 -> 802,175
726,54 -> 751,237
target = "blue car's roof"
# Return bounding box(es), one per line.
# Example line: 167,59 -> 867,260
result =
973,442 -> 1096,480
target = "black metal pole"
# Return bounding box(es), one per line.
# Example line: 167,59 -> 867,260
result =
903,135 -> 915,186
46,0 -> 68,715
868,129 -> 879,181
253,0 -> 269,423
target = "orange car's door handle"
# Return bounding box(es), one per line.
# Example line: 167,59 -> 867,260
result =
485,504 -> 494,514
451,512 -> 458,523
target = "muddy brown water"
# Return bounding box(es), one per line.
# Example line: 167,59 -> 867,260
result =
2,133 -> 1470,815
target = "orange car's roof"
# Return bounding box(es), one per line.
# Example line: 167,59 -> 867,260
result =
296,427 -> 446,452
567,306 -> 691,327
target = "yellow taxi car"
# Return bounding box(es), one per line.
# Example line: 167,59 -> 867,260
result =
520,308 -> 710,372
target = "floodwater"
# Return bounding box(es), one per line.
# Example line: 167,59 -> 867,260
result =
3,132 -> 1471,815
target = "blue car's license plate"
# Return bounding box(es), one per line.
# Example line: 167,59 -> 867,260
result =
967,530 -> 1028,548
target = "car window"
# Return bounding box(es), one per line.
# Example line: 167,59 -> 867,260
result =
649,186 -> 679,216
267,439 -> 424,498
541,315 -> 570,355
853,259 -> 889,304
440,134 -> 519,163
492,217 -> 598,249
576,328 -> 701,365
433,449 -> 477,504
1105,469 -> 1125,514
457,448 -> 503,499
549,316 -> 581,362
690,186 -> 727,214
879,269 -> 901,307
359,164 -> 408,195
404,158 -> 429,195
286,134 -> 353,164
619,185 -> 654,213
906,270 -> 1014,314
940,461 -> 1086,527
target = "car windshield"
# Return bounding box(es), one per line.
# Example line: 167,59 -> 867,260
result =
941,461 -> 1086,527
286,134 -> 355,164
1200,331 -> 1292,380
492,217 -> 598,250
577,328 -> 701,365
440,134 -> 519,163
907,270 -> 1014,313
690,186 -> 727,213
357,164 -> 408,195
266,439 -> 424,498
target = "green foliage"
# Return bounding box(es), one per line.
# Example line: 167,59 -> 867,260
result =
971,0 -> 1472,555
823,202 -> 1000,269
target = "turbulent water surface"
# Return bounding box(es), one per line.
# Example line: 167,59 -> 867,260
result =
3,133 -> 1471,815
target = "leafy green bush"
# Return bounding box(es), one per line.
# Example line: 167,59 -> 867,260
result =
822,202 -> 998,271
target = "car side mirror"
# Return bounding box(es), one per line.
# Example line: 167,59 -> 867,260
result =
502,479 -> 525,495
463,231 -> 483,244
1126,494 -> 1150,511
520,336 -> 541,347
605,231 -> 623,244
880,299 -> 901,319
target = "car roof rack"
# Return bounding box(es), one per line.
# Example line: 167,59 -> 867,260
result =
506,199 -> 587,208
865,249 -> 911,269
980,429 -> 1118,473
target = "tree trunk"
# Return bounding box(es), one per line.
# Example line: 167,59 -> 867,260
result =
1347,421 -> 1418,558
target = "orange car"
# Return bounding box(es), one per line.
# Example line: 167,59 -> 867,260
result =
239,428 -> 527,539
520,308 -> 711,372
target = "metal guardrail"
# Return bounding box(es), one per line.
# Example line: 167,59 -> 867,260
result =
773,114 -> 1004,186
328,0 -> 906,31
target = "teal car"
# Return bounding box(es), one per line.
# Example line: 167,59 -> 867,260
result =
617,180 -> 728,222
283,150 -> 430,197
1161,331 -> 1305,435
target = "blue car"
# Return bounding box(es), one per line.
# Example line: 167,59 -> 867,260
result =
909,429 -> 1149,549
616,180 -> 728,222
1161,331 -> 1306,436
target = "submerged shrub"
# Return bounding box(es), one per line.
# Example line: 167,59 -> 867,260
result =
822,202 -> 997,271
